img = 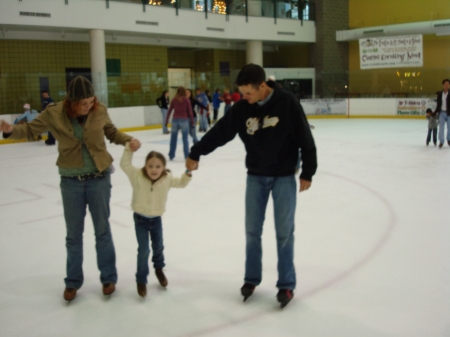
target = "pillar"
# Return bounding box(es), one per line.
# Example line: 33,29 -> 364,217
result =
246,40 -> 263,66
89,29 -> 108,106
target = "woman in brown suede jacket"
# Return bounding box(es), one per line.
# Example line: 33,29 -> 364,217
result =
0,76 -> 141,302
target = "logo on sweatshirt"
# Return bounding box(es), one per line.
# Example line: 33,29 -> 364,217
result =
246,116 -> 279,135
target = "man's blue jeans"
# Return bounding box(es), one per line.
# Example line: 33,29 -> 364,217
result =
60,172 -> 117,289
199,109 -> 208,130
245,174 -> 297,290
133,213 -> 165,284
169,118 -> 189,159
438,111 -> 450,145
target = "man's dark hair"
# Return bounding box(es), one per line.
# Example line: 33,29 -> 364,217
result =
443,79 -> 450,85
235,64 -> 266,88
42,90 -> 49,94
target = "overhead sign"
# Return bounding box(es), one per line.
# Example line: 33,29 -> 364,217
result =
359,35 -> 423,69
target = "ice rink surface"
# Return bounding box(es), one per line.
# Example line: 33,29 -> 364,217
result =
0,118 -> 449,337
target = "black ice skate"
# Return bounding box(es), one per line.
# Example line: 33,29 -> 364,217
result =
241,283 -> 256,302
277,289 -> 294,308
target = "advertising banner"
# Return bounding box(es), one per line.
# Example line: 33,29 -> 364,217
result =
359,35 -> 423,69
396,98 -> 436,115
300,99 -> 348,116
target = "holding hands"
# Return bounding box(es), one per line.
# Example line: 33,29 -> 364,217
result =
185,157 -> 198,171
129,138 -> 141,152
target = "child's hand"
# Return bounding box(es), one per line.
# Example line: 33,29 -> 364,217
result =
129,138 -> 141,152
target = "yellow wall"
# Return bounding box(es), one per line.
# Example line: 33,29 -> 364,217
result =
168,49 -> 196,68
0,40 -> 169,113
105,43 -> 168,107
349,0 -> 450,28
348,0 -> 450,96
0,40 -> 91,114
264,44 -> 310,68
212,49 -> 246,90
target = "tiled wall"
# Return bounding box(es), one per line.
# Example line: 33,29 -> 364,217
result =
0,40 -> 91,114
311,0 -> 349,98
0,40 -> 169,114
264,45 -> 310,68
192,49 -> 215,92
0,39 -> 310,115
105,43 -> 169,107
168,49 -> 196,68
212,49 -> 246,91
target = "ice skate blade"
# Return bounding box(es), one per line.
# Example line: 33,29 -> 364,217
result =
279,300 -> 291,309
242,294 -> 253,302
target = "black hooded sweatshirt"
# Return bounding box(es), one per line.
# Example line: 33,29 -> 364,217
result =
188,81 -> 317,181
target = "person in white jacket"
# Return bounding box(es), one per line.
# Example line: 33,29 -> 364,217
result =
120,141 -> 191,298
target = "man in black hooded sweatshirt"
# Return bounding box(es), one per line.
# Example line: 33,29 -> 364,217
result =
186,64 -> 317,308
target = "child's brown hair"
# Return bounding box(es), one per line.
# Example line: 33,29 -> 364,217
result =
141,151 -> 169,182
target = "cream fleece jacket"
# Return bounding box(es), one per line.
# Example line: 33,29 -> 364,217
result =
120,144 -> 191,217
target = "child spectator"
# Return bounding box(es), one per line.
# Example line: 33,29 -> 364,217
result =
426,108 -> 438,146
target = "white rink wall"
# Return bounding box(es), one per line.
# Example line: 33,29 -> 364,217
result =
1,98 -> 424,131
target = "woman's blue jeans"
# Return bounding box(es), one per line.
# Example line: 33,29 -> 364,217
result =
169,118 -> 189,159
60,172 -> 117,289
245,174 -> 297,290
160,109 -> 168,133
133,213 -> 165,284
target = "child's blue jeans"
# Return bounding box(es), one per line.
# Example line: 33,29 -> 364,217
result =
133,213 -> 165,284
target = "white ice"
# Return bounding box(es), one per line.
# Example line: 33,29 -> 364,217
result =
0,119 -> 449,337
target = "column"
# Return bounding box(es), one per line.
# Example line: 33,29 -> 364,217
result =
246,40 -> 263,66
89,29 -> 108,106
